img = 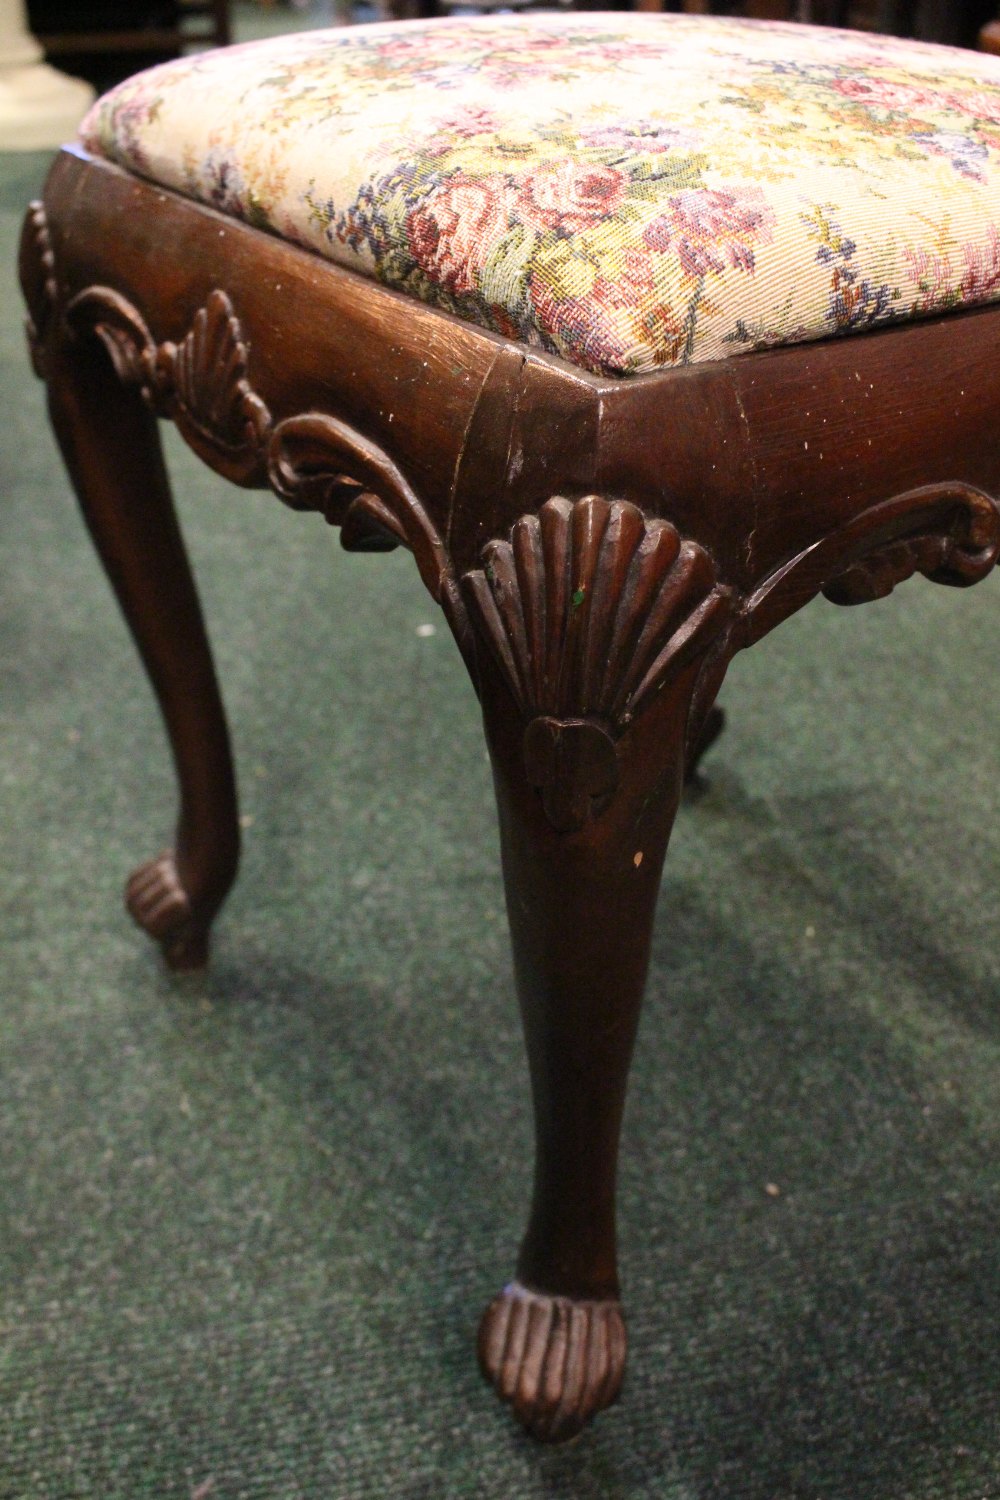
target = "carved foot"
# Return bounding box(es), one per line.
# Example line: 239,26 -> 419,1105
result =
125,850 -> 209,971
478,1282 -> 626,1442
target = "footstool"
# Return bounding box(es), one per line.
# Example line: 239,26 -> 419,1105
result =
21,12 -> 1000,1441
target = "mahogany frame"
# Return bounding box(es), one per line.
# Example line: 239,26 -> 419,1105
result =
21,146 -> 1000,1442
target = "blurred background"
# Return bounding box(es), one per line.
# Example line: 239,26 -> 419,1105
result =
19,0 -> 1000,95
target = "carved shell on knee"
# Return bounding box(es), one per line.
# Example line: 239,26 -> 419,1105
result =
463,495 -> 734,832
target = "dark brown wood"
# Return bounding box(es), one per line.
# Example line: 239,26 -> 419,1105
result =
684,703 -> 725,783
22,196 -> 240,972
476,649 -> 710,1437
21,146 -> 1000,1441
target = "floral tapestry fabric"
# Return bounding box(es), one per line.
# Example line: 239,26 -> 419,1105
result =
80,14 -> 1000,377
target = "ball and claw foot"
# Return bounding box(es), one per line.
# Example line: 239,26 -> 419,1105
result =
478,1281 -> 627,1442
125,849 -> 210,971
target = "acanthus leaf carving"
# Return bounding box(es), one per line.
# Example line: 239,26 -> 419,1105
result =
267,411 -> 474,669
265,410 -> 376,524
19,202 -> 59,378
462,495 -> 735,833
36,262 -> 471,659
743,481 -> 1000,643
820,482 -> 1000,605
64,285 -> 156,389
59,285 -> 270,485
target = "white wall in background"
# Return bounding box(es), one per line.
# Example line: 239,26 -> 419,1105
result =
0,0 -> 94,151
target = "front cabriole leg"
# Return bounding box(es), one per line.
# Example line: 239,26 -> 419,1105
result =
464,495 -> 735,1440
467,476 -> 1000,1443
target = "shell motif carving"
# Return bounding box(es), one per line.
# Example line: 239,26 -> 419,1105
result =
154,290 -> 272,484
30,264 -> 470,654
19,202 -> 58,378
463,495 -> 734,833
59,286 -> 272,485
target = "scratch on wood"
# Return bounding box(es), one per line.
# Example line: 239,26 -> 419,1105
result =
731,375 -> 759,572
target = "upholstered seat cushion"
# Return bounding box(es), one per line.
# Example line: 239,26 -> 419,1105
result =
81,14 -> 1000,377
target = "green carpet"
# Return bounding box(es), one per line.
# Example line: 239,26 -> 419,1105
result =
2,140 -> 999,1499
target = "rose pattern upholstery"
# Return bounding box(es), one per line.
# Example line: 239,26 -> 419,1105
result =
81,14 -> 1000,376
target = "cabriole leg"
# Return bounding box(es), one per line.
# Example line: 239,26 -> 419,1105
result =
45,336 -> 239,970
476,659 -> 702,1441
462,492 -> 734,1440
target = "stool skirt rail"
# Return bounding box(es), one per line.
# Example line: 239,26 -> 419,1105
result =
21,128 -> 1000,1439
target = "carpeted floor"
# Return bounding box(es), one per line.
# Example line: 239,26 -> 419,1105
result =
2,28 -> 1000,1500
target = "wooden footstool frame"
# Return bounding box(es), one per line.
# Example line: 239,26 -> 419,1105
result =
21,145 -> 1000,1441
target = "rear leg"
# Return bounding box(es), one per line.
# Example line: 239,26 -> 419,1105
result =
45,334 -> 240,969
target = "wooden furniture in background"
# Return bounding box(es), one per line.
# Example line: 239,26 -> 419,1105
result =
680,1 -> 796,16
677,0 -> 996,41
27,0 -> 228,89
893,0 -> 999,46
